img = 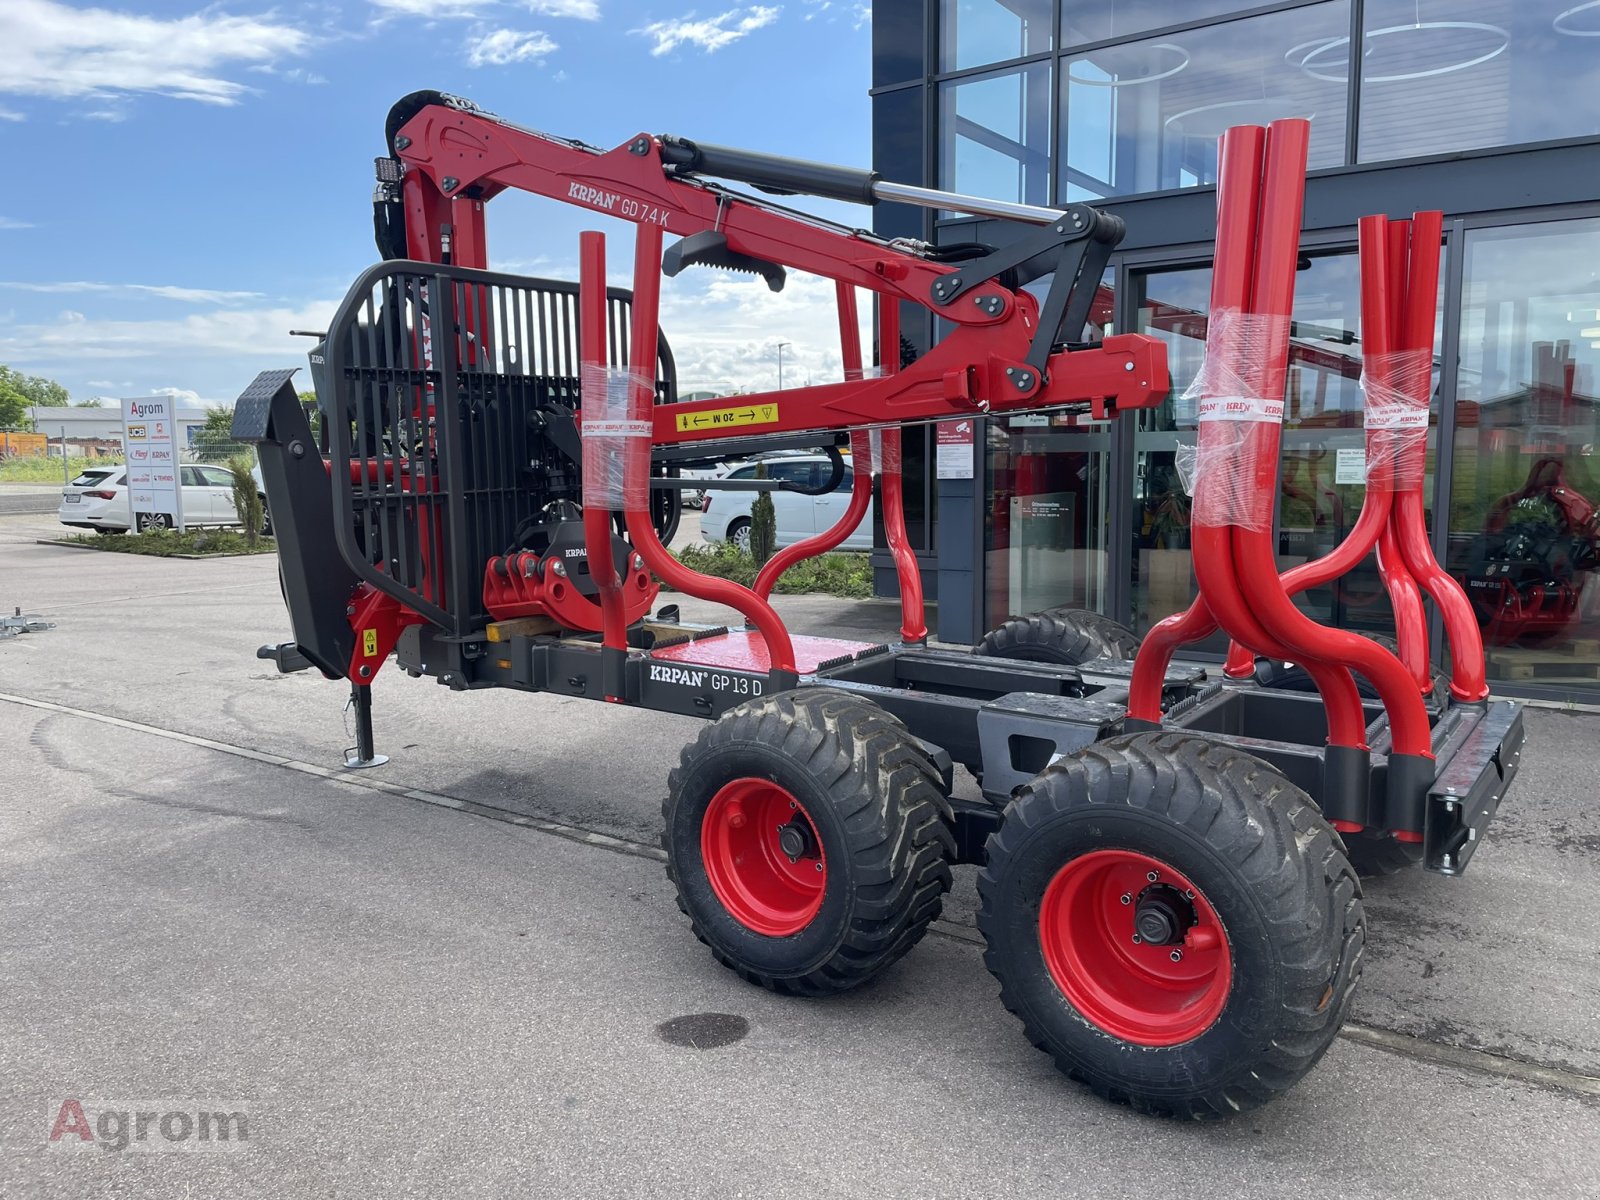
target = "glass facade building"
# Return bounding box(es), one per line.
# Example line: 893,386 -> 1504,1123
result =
871,0 -> 1600,699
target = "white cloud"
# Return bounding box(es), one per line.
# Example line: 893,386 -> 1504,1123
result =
0,218 -> 35,231
0,108 -> 24,122
149,386 -> 204,404
634,6 -> 781,56
0,281 -> 263,304
369,0 -> 487,15
0,300 -> 341,366
657,269 -> 871,394
522,0 -> 599,17
371,0 -> 599,18
0,0 -> 312,106
467,27 -> 559,66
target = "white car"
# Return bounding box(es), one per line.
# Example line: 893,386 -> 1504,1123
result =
676,457 -> 759,507
699,454 -> 873,552
58,464 -> 264,534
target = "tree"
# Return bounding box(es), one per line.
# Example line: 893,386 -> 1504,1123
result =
297,390 -> 323,441
193,406 -> 238,462
749,461 -> 777,567
0,366 -> 69,409
74,398 -> 105,408
0,378 -> 27,431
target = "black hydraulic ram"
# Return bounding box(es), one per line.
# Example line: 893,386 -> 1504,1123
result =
656,135 -> 1124,379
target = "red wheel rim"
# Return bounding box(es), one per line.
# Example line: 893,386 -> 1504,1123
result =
1039,849 -> 1231,1046
701,778 -> 826,936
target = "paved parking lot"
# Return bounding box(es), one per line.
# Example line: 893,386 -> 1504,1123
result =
2,510 -> 1598,1198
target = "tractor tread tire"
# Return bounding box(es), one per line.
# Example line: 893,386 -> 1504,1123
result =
975,609 -> 1139,667
977,731 -> 1364,1119
1340,830 -> 1424,877
1046,606 -> 1144,659
664,688 -> 955,996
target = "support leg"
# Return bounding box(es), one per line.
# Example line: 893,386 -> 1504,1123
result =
345,682 -> 390,769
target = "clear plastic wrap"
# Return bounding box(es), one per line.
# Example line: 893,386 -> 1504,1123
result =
862,427 -> 902,476
580,365 -> 653,509
1360,348 -> 1433,491
1171,308 -> 1291,532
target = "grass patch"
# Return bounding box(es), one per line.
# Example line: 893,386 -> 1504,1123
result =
0,455 -> 106,484
56,528 -> 277,557
671,542 -> 873,598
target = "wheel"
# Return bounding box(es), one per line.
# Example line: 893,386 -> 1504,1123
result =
663,688 -> 955,995
977,731 -> 1364,1118
726,518 -> 751,554
258,496 -> 273,538
1258,631 -> 1448,706
92,527 -> 126,537
975,609 -> 1140,666
1047,607 -> 1143,659
135,512 -> 172,533
1339,830 -> 1424,877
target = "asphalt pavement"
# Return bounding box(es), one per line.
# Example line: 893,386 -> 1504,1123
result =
1,510 -> 1598,1198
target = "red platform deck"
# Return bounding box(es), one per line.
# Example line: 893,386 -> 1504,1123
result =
649,630 -> 882,675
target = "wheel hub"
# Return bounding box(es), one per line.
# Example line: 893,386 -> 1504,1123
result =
1133,883 -> 1195,946
777,816 -> 818,862
1038,849 -> 1232,1046
701,778 -> 827,937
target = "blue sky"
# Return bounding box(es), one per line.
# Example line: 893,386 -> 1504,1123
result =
0,0 -> 874,406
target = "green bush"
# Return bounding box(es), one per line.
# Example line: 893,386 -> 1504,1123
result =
58,529 -> 276,557
749,462 -> 777,566
672,542 -> 872,599
0,455 -> 102,483
227,453 -> 264,547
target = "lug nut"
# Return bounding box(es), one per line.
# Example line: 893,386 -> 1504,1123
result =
1170,949 -> 1183,963
789,800 -> 797,810
1184,889 -> 1195,900
1131,934 -> 1143,945
1146,871 -> 1159,883
1120,893 -> 1131,905
814,862 -> 823,873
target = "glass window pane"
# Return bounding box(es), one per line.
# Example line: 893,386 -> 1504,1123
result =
1358,0 -> 1600,162
1449,217 -> 1600,692
939,62 -> 1053,205
941,0 -> 1053,72
986,271 -> 1115,625
1064,1 -> 1299,44
1061,2 -> 1350,201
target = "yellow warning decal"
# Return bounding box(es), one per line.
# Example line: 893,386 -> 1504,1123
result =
675,402 -> 780,433
362,629 -> 378,657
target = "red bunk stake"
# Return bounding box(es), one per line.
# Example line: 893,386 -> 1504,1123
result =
617,222 -> 800,682
875,296 -> 928,644
1219,122 -> 1432,761
1385,210 -> 1490,703
577,231 -> 631,696
754,283 -> 875,599
1129,122 -> 1366,744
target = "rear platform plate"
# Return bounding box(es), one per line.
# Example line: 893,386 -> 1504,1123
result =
650,631 -> 883,675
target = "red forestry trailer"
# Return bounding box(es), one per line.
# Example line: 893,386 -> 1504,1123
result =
236,92 -> 1524,1118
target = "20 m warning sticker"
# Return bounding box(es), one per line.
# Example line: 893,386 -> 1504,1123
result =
675,402 -> 780,433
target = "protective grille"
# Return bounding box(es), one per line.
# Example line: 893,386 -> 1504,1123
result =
322,261 -> 676,635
